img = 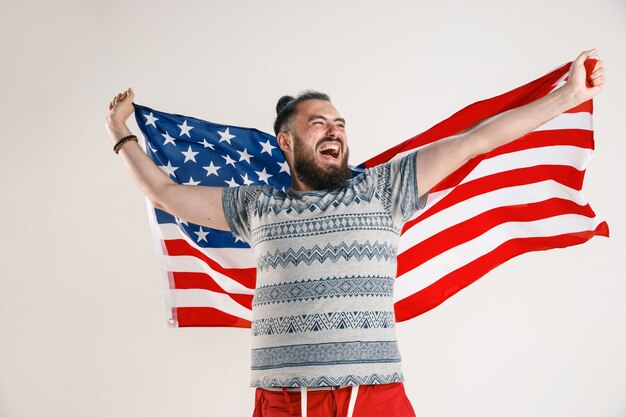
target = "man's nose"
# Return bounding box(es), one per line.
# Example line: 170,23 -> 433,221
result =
325,123 -> 340,139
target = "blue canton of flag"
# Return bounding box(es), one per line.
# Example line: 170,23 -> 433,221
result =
133,103 -> 292,249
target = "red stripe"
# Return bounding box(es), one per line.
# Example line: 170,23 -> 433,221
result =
171,271 -> 253,309
429,129 -> 593,193
163,239 -> 256,289
394,220 -> 609,322
175,307 -> 251,328
397,198 -> 600,276
403,164 -> 587,234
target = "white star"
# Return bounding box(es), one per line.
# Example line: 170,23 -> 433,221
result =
237,148 -> 254,164
234,236 -> 243,243
183,176 -> 201,185
200,138 -> 215,150
162,132 -> 176,146
222,154 -> 236,167
255,168 -> 273,184
277,161 -> 290,174
240,173 -> 254,185
260,139 -> 276,155
144,112 -> 159,128
203,161 -> 221,177
176,217 -> 189,226
194,226 -> 209,243
181,145 -> 199,163
178,120 -> 193,137
159,161 -> 179,178
148,142 -> 157,153
225,177 -> 239,187
218,127 -> 235,144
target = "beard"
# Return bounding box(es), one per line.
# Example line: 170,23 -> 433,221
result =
292,133 -> 351,190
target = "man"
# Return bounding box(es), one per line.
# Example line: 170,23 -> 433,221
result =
106,50 -> 604,417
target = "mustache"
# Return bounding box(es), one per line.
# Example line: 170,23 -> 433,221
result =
317,137 -> 343,148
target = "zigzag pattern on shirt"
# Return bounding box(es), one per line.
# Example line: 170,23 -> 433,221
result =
253,275 -> 394,306
251,311 -> 395,336
257,240 -> 397,271
251,341 -> 401,370
253,173 -> 378,216
399,153 -> 419,221
376,162 -> 392,212
251,212 -> 397,243
251,372 -> 404,388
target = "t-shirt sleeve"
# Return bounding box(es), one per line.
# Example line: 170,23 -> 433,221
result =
221,185 -> 263,244
375,150 -> 428,224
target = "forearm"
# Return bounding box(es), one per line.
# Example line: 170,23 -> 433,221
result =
470,87 -> 579,157
107,120 -> 175,208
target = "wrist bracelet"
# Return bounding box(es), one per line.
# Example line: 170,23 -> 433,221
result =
113,135 -> 138,154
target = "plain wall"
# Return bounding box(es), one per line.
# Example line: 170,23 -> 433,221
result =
0,0 -> 624,416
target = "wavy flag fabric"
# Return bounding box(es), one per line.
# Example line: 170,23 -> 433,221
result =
133,59 -> 608,328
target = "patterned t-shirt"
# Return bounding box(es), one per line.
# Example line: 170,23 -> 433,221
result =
222,151 -> 427,388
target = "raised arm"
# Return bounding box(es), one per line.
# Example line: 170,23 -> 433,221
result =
416,49 -> 605,197
106,88 -> 230,231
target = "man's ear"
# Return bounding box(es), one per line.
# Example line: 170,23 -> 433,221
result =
277,131 -> 292,152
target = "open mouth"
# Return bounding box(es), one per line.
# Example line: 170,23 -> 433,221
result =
318,142 -> 341,159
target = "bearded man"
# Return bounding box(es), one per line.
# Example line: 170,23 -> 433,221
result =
105,49 -> 604,417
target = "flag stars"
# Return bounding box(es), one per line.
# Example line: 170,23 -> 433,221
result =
200,138 -> 215,150
240,173 -> 254,185
162,132 -> 176,146
222,154 -> 236,167
181,145 -> 199,163
203,161 -> 221,177
183,176 -> 201,186
159,161 -> 179,178
255,168 -> 273,184
176,217 -> 189,226
260,139 -> 276,155
277,161 -> 290,174
225,177 -> 239,187
194,226 -> 209,243
237,148 -> 254,164
178,120 -> 193,137
218,127 -> 235,144
144,112 -> 159,128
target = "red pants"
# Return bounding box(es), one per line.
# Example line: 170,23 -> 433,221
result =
252,383 -> 416,417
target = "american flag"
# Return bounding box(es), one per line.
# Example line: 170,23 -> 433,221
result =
133,59 -> 608,328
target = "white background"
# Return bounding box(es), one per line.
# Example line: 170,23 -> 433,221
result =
1,1 -> 624,416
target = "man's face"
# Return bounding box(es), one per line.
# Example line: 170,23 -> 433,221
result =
288,99 -> 351,190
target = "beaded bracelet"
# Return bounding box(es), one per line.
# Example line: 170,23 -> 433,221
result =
113,135 -> 138,154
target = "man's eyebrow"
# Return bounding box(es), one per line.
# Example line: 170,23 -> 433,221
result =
307,115 -> 346,124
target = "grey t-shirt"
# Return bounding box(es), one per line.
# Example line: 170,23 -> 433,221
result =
222,151 -> 427,387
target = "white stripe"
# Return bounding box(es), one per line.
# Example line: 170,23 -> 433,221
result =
389,112 -> 591,162
394,213 -> 604,302
158,223 -> 256,268
534,112 -> 592,131
398,180 -> 589,253
404,144 -> 593,226
160,255 -> 254,295
301,386 -> 307,417
165,288 -> 252,320
347,385 -> 359,417
459,145 -> 592,185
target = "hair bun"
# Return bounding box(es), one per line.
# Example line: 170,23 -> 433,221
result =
276,95 -> 294,115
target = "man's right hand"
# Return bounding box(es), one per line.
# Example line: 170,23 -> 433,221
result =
106,88 -> 135,141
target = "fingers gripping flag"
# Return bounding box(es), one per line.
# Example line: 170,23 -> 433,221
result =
134,60 -> 608,328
